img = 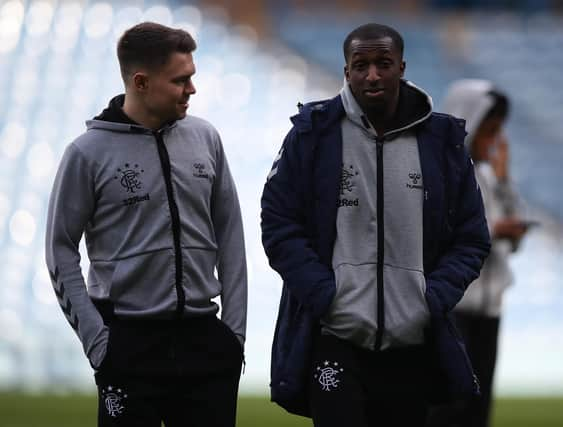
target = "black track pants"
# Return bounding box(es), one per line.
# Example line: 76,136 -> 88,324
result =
309,334 -> 430,427
95,316 -> 243,427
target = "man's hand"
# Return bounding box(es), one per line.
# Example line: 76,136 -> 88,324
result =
491,135 -> 509,180
493,216 -> 529,250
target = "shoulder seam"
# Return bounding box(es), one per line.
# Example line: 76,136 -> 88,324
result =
69,139 -> 103,178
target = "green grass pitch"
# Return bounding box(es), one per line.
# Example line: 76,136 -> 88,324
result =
0,393 -> 561,426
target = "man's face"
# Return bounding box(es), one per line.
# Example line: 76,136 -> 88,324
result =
472,115 -> 504,161
143,52 -> 196,124
345,37 -> 405,116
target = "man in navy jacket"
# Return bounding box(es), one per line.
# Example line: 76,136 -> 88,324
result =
261,23 -> 490,426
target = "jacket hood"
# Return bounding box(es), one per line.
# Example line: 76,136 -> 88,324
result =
87,94 -> 177,133
340,79 -> 433,138
441,79 -> 496,148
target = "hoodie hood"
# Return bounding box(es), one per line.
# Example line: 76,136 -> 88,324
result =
441,79 -> 496,148
340,79 -> 433,138
87,94 -> 178,133
94,94 -> 139,126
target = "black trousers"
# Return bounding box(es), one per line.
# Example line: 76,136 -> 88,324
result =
95,315 -> 243,427
425,312 -> 500,427
309,334 -> 431,427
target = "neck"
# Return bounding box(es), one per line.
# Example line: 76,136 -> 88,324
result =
365,100 -> 398,137
122,94 -> 164,130
359,89 -> 400,137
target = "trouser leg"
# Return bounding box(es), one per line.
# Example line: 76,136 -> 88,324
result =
95,316 -> 243,427
161,317 -> 243,427
366,345 -> 430,427
309,335 -> 369,427
97,379 -> 162,427
309,334 -> 430,427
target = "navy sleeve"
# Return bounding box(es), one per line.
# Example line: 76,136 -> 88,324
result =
261,128 -> 335,319
425,134 -> 491,316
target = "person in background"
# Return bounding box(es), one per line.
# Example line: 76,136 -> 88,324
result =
45,22 -> 247,427
428,79 -> 529,427
261,23 -> 490,427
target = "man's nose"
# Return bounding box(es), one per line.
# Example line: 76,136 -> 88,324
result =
366,64 -> 380,82
186,81 -> 196,95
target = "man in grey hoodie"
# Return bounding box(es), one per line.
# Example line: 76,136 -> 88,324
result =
45,22 -> 247,427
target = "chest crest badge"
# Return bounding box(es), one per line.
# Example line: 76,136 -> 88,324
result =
115,163 -> 144,193
114,163 -> 150,207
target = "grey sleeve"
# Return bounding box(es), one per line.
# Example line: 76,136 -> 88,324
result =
211,136 -> 248,345
45,143 -> 109,369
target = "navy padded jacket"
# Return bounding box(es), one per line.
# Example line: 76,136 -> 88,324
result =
261,95 -> 490,416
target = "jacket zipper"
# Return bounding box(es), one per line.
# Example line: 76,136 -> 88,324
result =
153,130 -> 186,317
374,138 -> 385,351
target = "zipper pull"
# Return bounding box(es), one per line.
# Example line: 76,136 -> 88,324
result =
375,138 -> 384,155
473,373 -> 481,394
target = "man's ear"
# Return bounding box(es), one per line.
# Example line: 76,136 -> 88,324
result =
132,72 -> 149,92
400,60 -> 406,78
344,64 -> 350,82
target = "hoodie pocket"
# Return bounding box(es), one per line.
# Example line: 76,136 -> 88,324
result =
87,261 -> 116,299
181,247 -> 221,306
109,249 -> 176,313
384,265 -> 430,346
321,262 -> 379,348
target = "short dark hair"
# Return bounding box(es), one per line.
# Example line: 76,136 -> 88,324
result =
117,22 -> 197,81
484,90 -> 510,122
343,23 -> 404,63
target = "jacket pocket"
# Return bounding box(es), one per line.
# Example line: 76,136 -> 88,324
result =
271,288 -> 315,418
427,313 -> 479,403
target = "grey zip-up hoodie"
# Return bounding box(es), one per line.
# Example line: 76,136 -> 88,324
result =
45,97 -> 247,368
442,80 -> 519,317
321,80 -> 433,350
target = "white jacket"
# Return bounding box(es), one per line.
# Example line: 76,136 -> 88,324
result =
443,79 -> 520,317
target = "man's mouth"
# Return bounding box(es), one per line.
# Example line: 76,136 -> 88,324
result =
364,88 -> 384,98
